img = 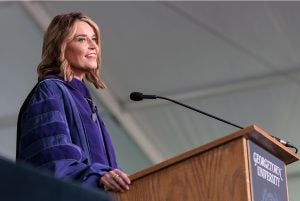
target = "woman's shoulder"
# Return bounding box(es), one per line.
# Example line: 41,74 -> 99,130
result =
39,77 -> 64,88
33,77 -> 68,99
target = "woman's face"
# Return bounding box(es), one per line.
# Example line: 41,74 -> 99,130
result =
65,20 -> 99,80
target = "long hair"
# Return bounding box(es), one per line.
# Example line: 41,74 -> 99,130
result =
37,12 -> 106,89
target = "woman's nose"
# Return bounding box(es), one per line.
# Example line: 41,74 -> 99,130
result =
88,39 -> 97,49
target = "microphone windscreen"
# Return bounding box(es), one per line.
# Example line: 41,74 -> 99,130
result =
130,92 -> 144,101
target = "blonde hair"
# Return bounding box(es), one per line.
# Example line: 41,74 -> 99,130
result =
37,12 -> 106,89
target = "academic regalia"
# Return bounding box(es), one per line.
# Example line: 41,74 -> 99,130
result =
17,75 -> 118,188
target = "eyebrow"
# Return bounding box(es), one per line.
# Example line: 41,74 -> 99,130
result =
74,34 -> 96,38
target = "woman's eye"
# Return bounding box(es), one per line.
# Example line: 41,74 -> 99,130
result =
78,38 -> 85,42
92,37 -> 97,42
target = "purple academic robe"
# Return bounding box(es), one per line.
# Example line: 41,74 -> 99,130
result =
17,75 -> 119,189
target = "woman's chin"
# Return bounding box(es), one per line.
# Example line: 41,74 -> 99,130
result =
88,66 -> 98,71
83,64 -> 98,71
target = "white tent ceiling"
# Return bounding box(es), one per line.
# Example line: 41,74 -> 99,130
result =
1,1 -> 300,199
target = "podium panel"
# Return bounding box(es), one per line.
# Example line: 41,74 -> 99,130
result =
248,141 -> 288,201
115,138 -> 250,201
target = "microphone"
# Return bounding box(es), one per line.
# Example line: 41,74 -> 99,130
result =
129,91 -> 298,153
130,92 -> 157,101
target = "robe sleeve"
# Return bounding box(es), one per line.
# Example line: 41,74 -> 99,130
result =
18,81 -> 112,188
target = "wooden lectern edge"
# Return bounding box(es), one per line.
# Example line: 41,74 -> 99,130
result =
245,125 -> 300,163
128,125 -> 299,182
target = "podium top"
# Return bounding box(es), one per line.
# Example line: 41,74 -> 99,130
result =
242,125 -> 299,163
130,125 -> 299,181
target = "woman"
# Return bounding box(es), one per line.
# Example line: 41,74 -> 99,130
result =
16,12 -> 130,192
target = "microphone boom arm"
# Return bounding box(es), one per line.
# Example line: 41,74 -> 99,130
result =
130,91 -> 298,153
157,96 -> 298,153
156,96 -> 244,130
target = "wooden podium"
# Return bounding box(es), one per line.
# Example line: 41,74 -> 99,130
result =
112,125 -> 299,201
